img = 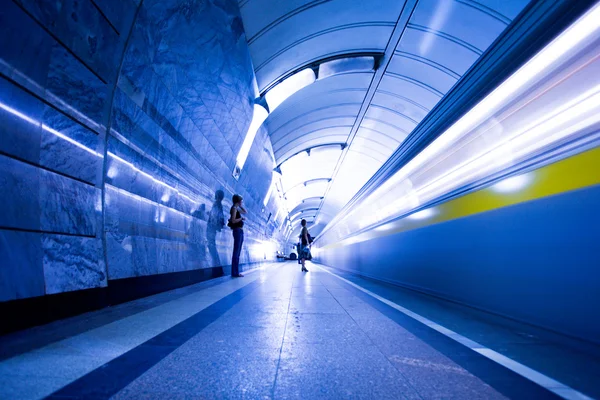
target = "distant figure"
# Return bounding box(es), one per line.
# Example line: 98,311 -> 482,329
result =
299,219 -> 312,272
228,194 -> 247,277
206,190 -> 225,268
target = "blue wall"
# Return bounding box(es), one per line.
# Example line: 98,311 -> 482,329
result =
0,0 -> 282,304
316,185 -> 600,344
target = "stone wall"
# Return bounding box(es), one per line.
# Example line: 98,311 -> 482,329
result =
0,0 -> 282,304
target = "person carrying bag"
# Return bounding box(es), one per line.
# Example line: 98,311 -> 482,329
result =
299,219 -> 312,272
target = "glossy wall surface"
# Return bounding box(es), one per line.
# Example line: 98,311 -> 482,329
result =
0,0 -> 282,304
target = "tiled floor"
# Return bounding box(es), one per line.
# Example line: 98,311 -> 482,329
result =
0,262 -> 596,399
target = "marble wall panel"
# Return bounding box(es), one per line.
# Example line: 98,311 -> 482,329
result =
40,106 -> 102,184
42,234 -> 106,294
0,0 -> 285,302
157,238 -> 187,274
0,155 -> 41,231
130,236 -> 159,276
105,231 -> 134,280
105,185 -> 188,239
0,1 -> 52,91
111,92 -> 209,196
0,0 -> 149,303
39,169 -> 99,236
106,153 -> 202,223
0,230 -> 44,301
106,154 -> 160,208
14,0 -> 121,82
0,77 -> 43,163
46,43 -> 108,132
92,0 -> 138,36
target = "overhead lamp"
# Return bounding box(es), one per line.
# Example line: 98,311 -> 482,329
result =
265,68 -> 315,112
303,197 -> 324,203
318,56 -> 375,80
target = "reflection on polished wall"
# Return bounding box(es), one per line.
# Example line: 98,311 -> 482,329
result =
0,0 -> 282,303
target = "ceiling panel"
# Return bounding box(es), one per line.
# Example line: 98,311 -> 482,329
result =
253,25 -> 391,89
322,150 -> 381,210
377,75 -> 443,110
279,146 -> 342,191
284,179 -> 330,211
350,136 -> 396,163
371,91 -> 430,122
387,53 -> 459,94
355,127 -> 402,149
396,27 -> 480,75
267,72 -> 372,152
238,0 -> 532,240
409,0 -> 509,53
288,198 -> 322,216
240,0 -> 407,90
364,107 -> 418,139
271,116 -> 355,151
275,130 -> 349,163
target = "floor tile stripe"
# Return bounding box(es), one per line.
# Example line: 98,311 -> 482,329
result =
315,264 -> 593,400
45,271 -> 276,399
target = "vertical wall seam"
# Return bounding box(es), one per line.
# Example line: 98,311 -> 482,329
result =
99,0 -> 146,283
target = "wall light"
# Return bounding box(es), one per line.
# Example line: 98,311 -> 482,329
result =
273,207 -> 281,223
0,101 -> 103,158
234,103 -> 269,179
263,177 -> 274,206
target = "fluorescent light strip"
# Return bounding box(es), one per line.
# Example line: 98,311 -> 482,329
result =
0,102 -> 103,157
273,208 -> 281,223
107,152 -> 196,205
0,100 -> 203,208
43,124 -> 103,157
263,178 -> 274,206
236,103 -> 269,172
0,101 -> 40,125
106,185 -> 191,220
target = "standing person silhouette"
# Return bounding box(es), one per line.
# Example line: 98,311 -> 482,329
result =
299,219 -> 312,272
206,190 -> 225,268
229,194 -> 247,277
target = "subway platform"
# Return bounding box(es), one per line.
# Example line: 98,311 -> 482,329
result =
0,262 -> 598,400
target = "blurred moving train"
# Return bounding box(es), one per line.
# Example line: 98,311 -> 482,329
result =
314,3 -> 600,345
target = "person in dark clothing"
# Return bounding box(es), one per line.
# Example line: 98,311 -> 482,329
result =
299,219 -> 311,272
229,194 -> 247,277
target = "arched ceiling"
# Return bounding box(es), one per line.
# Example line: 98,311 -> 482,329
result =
238,0 -> 531,240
